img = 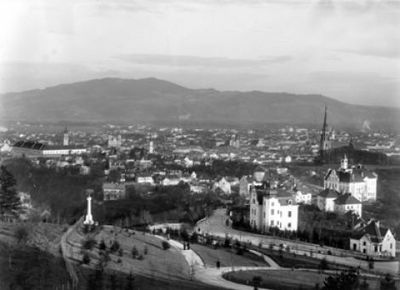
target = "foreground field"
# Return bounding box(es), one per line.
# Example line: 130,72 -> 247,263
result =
0,222 -> 70,290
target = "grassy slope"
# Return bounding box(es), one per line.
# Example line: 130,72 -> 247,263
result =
0,243 -> 70,290
77,226 -> 225,289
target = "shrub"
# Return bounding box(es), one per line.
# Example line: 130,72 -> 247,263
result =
99,239 -> 107,251
15,225 -> 30,244
82,238 -> 97,250
110,240 -> 120,252
131,246 -> 138,258
162,241 -> 170,250
236,247 -> 244,255
224,237 -> 231,248
82,252 -> 90,264
137,254 -> 144,260
320,258 -> 328,270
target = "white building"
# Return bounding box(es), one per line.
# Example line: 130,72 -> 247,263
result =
294,190 -> 312,205
136,175 -> 154,185
213,177 -> 231,194
324,156 -> 377,201
250,186 -> 298,232
350,220 -> 396,257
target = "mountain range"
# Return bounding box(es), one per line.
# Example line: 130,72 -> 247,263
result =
1,78 -> 399,129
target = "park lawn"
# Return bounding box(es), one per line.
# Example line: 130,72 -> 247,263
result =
191,244 -> 268,268
255,247 -> 348,271
224,269 -> 382,290
224,269 -> 329,290
90,226 -> 191,281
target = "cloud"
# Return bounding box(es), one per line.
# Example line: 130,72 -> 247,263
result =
115,54 -> 292,69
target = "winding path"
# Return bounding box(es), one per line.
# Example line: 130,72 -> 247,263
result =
60,218 -> 83,289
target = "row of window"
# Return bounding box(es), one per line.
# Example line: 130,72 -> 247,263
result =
270,220 -> 291,228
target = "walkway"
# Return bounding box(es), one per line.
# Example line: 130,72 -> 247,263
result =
154,235 -> 276,289
60,217 -> 83,289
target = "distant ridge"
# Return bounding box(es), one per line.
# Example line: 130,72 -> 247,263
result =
1,78 -> 399,129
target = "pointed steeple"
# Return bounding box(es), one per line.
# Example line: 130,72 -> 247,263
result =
319,105 -> 329,159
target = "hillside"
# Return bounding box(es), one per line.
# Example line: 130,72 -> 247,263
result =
1,78 -> 399,128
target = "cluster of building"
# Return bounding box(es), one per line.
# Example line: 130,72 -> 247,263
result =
246,156 -> 395,257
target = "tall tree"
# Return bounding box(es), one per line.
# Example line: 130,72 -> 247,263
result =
0,166 -> 21,217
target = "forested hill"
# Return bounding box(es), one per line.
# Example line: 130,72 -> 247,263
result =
1,78 -> 399,129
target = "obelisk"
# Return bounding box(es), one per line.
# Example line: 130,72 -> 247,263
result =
84,192 -> 94,225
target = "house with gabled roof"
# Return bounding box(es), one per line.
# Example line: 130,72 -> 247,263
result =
350,220 -> 396,257
334,193 -> 362,217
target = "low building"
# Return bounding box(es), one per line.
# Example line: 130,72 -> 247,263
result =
334,193 -> 362,217
350,220 -> 396,257
12,141 -> 87,158
294,190 -> 312,205
212,177 -> 231,194
136,175 -> 154,185
103,183 -> 126,201
317,189 -> 339,212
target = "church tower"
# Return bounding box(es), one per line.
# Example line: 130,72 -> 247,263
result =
319,106 -> 331,158
340,155 -> 348,170
63,127 -> 69,146
149,140 -> 154,154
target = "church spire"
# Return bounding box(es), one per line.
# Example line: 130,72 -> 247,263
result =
319,105 -> 328,159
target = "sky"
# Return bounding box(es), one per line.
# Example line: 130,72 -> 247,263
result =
0,0 -> 399,107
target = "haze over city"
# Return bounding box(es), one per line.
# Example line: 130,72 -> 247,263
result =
1,0 -> 399,107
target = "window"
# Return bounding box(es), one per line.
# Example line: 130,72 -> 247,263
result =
271,220 -> 274,226
271,209 -> 274,215
353,244 -> 357,251
390,243 -> 393,249
271,202 -> 274,207
288,211 -> 292,218
363,241 -> 366,246
374,245 -> 378,252
288,223 -> 291,228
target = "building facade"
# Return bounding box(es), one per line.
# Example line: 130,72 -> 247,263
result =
250,185 -> 298,232
350,220 -> 396,257
324,156 -> 377,201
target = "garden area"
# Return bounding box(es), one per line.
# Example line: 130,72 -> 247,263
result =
79,225 -> 191,282
223,269 -> 382,290
190,243 -> 268,268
